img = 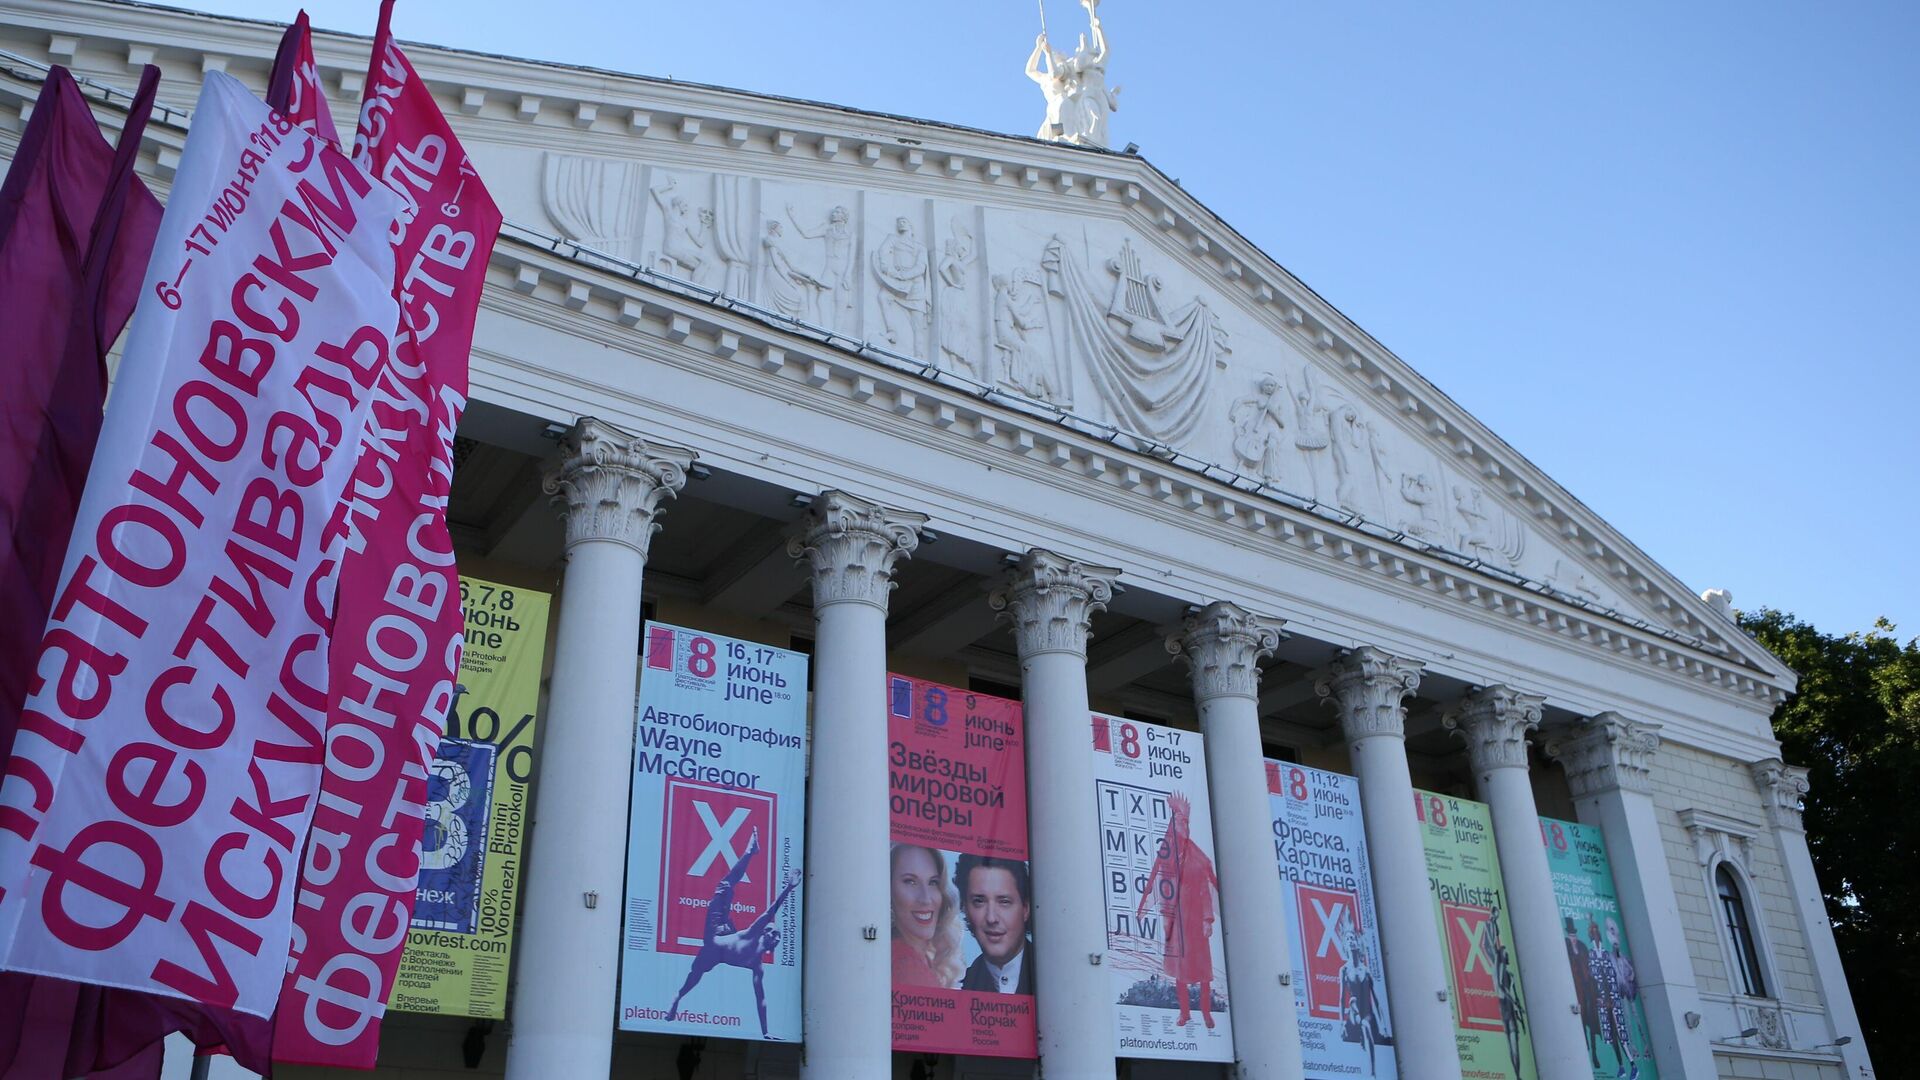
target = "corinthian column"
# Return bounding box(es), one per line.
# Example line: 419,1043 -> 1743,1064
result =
1749,760 -> 1875,1078
1444,687 -> 1587,1080
1545,714 -> 1718,1079
788,491 -> 924,1080
1316,648 -> 1462,1080
1168,603 -> 1304,1080
989,550 -> 1120,1080
506,419 -> 692,1080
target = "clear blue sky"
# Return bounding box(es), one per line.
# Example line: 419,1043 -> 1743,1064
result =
176,0 -> 1920,637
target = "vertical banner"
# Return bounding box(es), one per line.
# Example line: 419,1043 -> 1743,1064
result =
1091,713 -> 1233,1063
1542,816 -> 1658,1080
1416,789 -> 1534,1080
1269,762 -> 1398,1079
0,73 -> 402,1017
390,577 -> 549,1018
619,623 -> 808,1042
886,676 -> 1036,1058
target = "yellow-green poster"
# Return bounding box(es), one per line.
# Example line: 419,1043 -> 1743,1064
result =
1416,789 -> 1536,1080
392,575 -> 551,1018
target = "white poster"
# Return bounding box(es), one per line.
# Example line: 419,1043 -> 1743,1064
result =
1091,712 -> 1233,1063
1269,761 -> 1398,1079
618,623 -> 808,1042
0,73 -> 402,1017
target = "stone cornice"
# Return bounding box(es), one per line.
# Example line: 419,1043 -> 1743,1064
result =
481,236 -> 1794,716
1316,647 -> 1424,742
1167,602 -> 1285,703
1444,685 -> 1546,773
989,550 -> 1119,661
0,0 -> 1798,688
1749,758 -> 1809,833
1545,712 -> 1661,798
543,418 -> 693,556
785,490 -> 924,611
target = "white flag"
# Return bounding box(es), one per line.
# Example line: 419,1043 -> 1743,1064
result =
0,72 -> 403,1019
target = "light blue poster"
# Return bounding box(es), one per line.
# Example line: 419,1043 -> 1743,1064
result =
1268,761 -> 1398,1080
1541,816 -> 1659,1080
617,623 -> 809,1042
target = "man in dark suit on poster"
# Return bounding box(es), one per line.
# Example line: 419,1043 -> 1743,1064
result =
956,854 -> 1036,995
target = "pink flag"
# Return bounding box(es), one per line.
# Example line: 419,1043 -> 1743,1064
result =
0,67 -> 405,1035
266,10 -> 341,148
0,65 -> 160,767
271,0 -> 501,1064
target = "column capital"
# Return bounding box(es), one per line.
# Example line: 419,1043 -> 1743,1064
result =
1750,758 -> 1810,832
1315,646 -> 1423,741
786,491 -> 926,610
1443,685 -> 1546,772
543,417 -> 694,557
1544,712 -> 1661,798
989,549 -> 1120,660
1167,601 -> 1284,702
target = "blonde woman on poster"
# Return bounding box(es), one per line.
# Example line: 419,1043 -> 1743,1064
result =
890,843 -> 965,988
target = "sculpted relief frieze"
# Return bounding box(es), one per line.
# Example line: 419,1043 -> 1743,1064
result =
533,151 -> 1651,624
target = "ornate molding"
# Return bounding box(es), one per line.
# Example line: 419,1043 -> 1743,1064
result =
785,490 -> 925,611
1315,647 -> 1423,742
1679,807 -> 1759,869
1444,685 -> 1545,773
1545,712 -> 1660,798
543,417 -> 693,556
1167,601 -> 1284,703
1750,758 -> 1810,833
989,549 -> 1120,660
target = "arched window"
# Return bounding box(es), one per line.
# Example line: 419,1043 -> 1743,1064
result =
1716,864 -> 1767,997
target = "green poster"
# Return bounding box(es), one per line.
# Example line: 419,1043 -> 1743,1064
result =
1541,817 -> 1658,1080
392,576 -> 551,1018
1416,789 -> 1536,1080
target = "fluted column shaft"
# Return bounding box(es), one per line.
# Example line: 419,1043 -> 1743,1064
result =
1446,687 -> 1588,1080
1546,714 -> 1719,1080
1317,648 -> 1463,1080
791,492 -> 924,1080
506,420 -> 692,1080
990,550 -> 1120,1080
1170,603 -> 1304,1080
1750,760 -> 1875,1078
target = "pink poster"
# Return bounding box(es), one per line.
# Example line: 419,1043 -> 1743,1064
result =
887,675 -> 1036,1059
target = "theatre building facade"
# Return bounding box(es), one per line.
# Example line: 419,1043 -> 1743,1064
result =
0,3 -> 1876,1079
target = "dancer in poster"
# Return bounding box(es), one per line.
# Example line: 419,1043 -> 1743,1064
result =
1482,907 -> 1527,1079
663,829 -> 799,1039
1338,922 -> 1391,1075
956,854 -> 1035,994
1133,793 -> 1220,1028
890,843 -> 964,988
1568,915 -> 1603,1068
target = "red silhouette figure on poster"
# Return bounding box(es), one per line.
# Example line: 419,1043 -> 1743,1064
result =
1134,793 -> 1221,1028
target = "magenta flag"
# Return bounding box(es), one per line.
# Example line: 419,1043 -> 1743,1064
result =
266,10 -> 341,148
271,0 -> 502,1064
0,66 -> 160,757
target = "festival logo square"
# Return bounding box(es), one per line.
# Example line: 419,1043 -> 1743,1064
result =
657,779 -> 777,958
1443,900 -> 1503,1031
1295,882 -> 1359,1019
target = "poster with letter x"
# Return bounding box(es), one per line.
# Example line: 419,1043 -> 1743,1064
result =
1268,761 -> 1398,1080
619,623 -> 809,1041
1417,789 -> 1535,1080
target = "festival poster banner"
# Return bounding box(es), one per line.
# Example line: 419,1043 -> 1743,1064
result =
1092,713 -> 1234,1063
1541,816 -> 1658,1080
1416,789 -> 1535,1080
886,675 -> 1036,1058
1268,761 -> 1399,1080
391,577 -> 550,1019
619,623 -> 808,1042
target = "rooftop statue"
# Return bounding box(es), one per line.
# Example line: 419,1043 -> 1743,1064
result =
1026,0 -> 1119,148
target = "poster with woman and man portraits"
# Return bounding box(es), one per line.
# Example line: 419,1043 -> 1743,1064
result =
886,675 -> 1037,1058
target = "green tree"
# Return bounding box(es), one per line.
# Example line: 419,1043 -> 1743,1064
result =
1740,608 -> 1920,1064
